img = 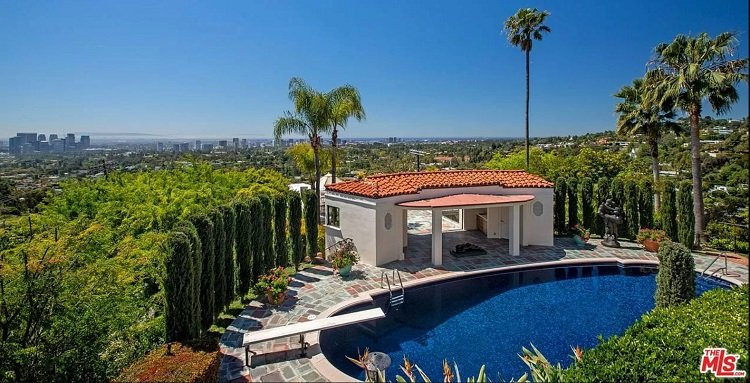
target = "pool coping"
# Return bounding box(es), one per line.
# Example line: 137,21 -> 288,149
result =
307,257 -> 744,382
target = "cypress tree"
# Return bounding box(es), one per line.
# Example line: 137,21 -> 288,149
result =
580,177 -> 594,230
234,200 -> 253,295
593,177 -> 610,237
221,205 -> 236,306
172,221 -> 201,338
164,231 -> 193,342
288,192 -> 304,270
256,194 -> 274,272
567,177 -> 579,228
212,209 -> 226,314
274,193 -> 289,268
553,177 -> 567,235
304,191 -> 319,258
661,181 -> 678,242
677,182 -> 695,249
190,214 -> 215,331
638,179 -> 654,229
609,177 -> 624,208
247,197 -> 264,282
623,180 -> 639,239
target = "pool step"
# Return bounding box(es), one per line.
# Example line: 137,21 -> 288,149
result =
381,269 -> 405,313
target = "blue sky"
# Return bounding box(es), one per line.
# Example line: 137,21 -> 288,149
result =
0,1 -> 747,139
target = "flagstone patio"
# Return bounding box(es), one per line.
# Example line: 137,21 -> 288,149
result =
218,232 -> 748,382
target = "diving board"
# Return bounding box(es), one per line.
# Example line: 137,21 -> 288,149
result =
243,307 -> 385,366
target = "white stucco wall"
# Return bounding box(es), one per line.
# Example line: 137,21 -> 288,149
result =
326,184 -> 554,266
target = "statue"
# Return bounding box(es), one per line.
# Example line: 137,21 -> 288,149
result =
598,199 -> 623,247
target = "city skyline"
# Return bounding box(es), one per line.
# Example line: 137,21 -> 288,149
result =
0,1 -> 748,139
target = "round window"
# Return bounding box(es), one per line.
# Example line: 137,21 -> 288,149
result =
533,201 -> 543,216
384,213 -> 392,230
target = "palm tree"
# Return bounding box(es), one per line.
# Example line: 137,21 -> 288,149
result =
274,77 -> 331,206
646,32 -> 748,248
328,85 -> 365,183
503,8 -> 550,170
614,77 -> 680,211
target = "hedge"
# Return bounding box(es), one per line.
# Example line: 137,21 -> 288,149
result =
171,221 -> 202,338
190,214 -> 215,331
554,177 -> 567,235
677,182 -> 695,250
288,192 -> 304,270
211,209 -> 227,314
164,231 -> 194,342
661,181 -> 678,242
221,205 -> 236,307
623,180 -> 639,239
564,285 -> 748,382
304,191 -> 319,257
247,197 -> 263,283
234,200 -> 253,295
580,177 -> 594,230
655,241 -> 695,308
274,193 -> 289,268
258,194 -> 275,272
567,178 -> 579,228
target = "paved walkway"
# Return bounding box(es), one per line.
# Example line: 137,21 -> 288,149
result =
219,233 -> 748,382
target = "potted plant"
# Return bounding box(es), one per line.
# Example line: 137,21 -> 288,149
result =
256,267 -> 291,305
570,224 -> 590,247
636,228 -> 667,252
329,240 -> 359,277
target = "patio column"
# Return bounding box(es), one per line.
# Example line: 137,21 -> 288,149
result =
509,204 -> 520,256
432,208 -> 443,266
402,209 -> 408,247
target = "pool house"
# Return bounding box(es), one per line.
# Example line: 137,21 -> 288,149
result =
324,170 -> 555,266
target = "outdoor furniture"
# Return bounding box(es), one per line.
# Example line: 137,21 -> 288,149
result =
242,307 -> 385,367
449,242 -> 487,257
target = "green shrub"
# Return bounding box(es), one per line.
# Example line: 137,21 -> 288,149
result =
655,241 -> 695,308
164,231 -> 193,342
609,177 -> 624,208
638,179 -> 654,229
593,177 -> 610,237
172,221 -> 201,338
190,214 -> 215,331
567,178 -> 579,228
288,192 -> 304,270
565,285 -> 748,382
247,197 -> 263,283
554,177 -> 567,235
660,181 -> 678,242
114,340 -> 220,383
304,191 -> 319,257
623,180 -> 639,239
274,193 -> 289,268
234,200 -> 253,295
211,209 -> 226,314
580,177 -> 594,230
677,182 -> 695,249
220,205 -> 236,307
257,194 -> 275,272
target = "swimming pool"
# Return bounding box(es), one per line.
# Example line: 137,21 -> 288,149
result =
319,264 -> 733,381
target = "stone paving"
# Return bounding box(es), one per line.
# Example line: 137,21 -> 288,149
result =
220,232 -> 749,382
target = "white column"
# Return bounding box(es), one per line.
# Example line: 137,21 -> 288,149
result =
521,204 -> 528,247
432,208 -> 443,266
402,209 -> 409,247
509,204 -> 520,256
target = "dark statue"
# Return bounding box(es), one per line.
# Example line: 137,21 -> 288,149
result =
598,199 -> 623,248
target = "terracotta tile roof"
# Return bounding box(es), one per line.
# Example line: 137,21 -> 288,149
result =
397,193 -> 535,208
325,170 -> 553,198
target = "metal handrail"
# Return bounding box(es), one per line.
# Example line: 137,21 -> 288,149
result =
701,254 -> 721,276
325,237 -> 353,256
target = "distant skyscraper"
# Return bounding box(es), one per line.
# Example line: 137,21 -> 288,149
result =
80,135 -> 90,149
9,137 -> 21,154
195,140 -> 202,151
65,134 -> 75,151
233,137 -> 239,150
241,138 -> 248,149
180,142 -> 190,152
218,140 -> 228,148
201,143 -> 214,152
157,142 -> 164,152
49,134 -> 58,141
51,139 -> 65,153
37,134 -> 46,142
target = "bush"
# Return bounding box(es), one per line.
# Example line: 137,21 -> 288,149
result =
580,177 -> 594,230
609,177 -> 624,208
234,200 -> 253,295
661,181 -> 678,242
211,209 -> 226,314
220,205 -> 236,307
638,179 -> 654,229
567,178 -> 579,228
114,340 -> 220,383
172,221 -> 201,339
554,177 -> 567,235
304,191 -> 319,257
655,241 -> 695,309
164,231 -> 194,343
273,194 -> 289,268
288,192 -> 304,270
677,182 -> 695,249
190,214 -> 215,331
623,180 -> 639,239
247,197 -> 264,283
564,285 -> 748,382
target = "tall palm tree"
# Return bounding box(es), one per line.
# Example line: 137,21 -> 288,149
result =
328,85 -> 365,183
614,77 -> 680,211
646,32 -> 748,248
274,77 -> 331,206
503,8 -> 550,170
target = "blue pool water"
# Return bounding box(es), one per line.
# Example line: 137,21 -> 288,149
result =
319,265 -> 733,381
